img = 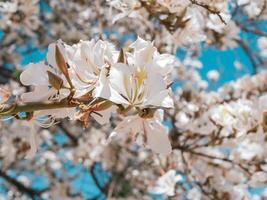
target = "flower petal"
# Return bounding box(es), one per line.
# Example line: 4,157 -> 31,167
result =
145,120 -> 172,155
20,62 -> 51,86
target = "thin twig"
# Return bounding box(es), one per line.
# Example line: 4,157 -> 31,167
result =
189,0 -> 227,25
0,170 -> 47,198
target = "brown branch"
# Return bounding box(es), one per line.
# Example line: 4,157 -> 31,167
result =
235,21 -> 267,37
90,163 -> 108,195
0,170 -> 47,198
189,0 -> 227,25
173,144 -> 252,176
0,100 -> 77,116
235,39 -> 260,74
58,123 -> 78,146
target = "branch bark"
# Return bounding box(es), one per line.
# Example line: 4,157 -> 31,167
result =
0,100 -> 77,116
0,170 -> 47,198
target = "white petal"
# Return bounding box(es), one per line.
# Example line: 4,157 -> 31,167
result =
131,37 -> 156,66
91,106 -> 115,125
107,63 -> 131,104
109,115 -> 141,141
154,53 -> 175,76
47,41 -> 67,70
21,85 -> 56,102
20,62 -> 51,86
145,71 -> 173,108
25,123 -> 39,159
93,67 -> 111,98
145,120 -> 172,155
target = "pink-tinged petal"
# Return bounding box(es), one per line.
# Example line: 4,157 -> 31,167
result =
145,71 -> 174,108
109,115 -> 141,141
25,123 -> 40,159
145,120 -> 172,155
20,62 -> 51,86
107,63 -> 131,104
91,106 -> 115,125
93,67 -> 111,98
21,85 -> 56,102
153,53 -> 175,76
94,40 -> 116,66
130,36 -> 151,50
145,90 -> 174,108
47,41 -> 67,70
73,40 -> 99,79
130,37 -> 156,66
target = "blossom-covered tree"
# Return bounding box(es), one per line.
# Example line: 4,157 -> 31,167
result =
1,0 -> 267,199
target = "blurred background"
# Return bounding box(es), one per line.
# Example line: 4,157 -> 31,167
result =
0,0 -> 267,199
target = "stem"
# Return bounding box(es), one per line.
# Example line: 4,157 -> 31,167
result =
90,163 -> 108,195
58,123 -> 78,145
0,100 -> 77,116
189,0 -> 227,24
235,39 -> 259,75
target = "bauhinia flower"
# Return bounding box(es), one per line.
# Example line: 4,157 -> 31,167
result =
20,41 -> 76,119
67,39 -> 118,98
20,41 -> 72,103
100,37 -> 174,109
16,37 -> 175,154
109,109 -> 172,155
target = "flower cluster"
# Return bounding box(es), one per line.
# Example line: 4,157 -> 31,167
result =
108,0 -> 240,47
17,37 -> 175,155
1,0 -> 267,199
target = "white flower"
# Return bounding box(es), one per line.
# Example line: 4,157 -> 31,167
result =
210,104 -> 235,128
67,39 -> 118,98
258,37 -> 267,58
234,61 -> 243,70
243,2 -> 262,18
129,37 -> 175,76
17,175 -> 31,187
207,70 -> 220,82
20,42 -> 71,102
157,0 -> 190,13
109,110 -> 172,154
175,111 -> 190,130
107,0 -> 140,23
172,8 -> 206,45
20,42 -> 76,119
207,12 -> 231,33
103,63 -> 173,108
100,37 -> 174,108
0,1 -> 17,13
237,139 -> 263,161
149,170 -> 183,196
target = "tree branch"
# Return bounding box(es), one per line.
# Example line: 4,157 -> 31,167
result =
189,0 -> 227,25
0,170 -> 47,198
0,100 -> 77,116
235,39 -> 260,74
